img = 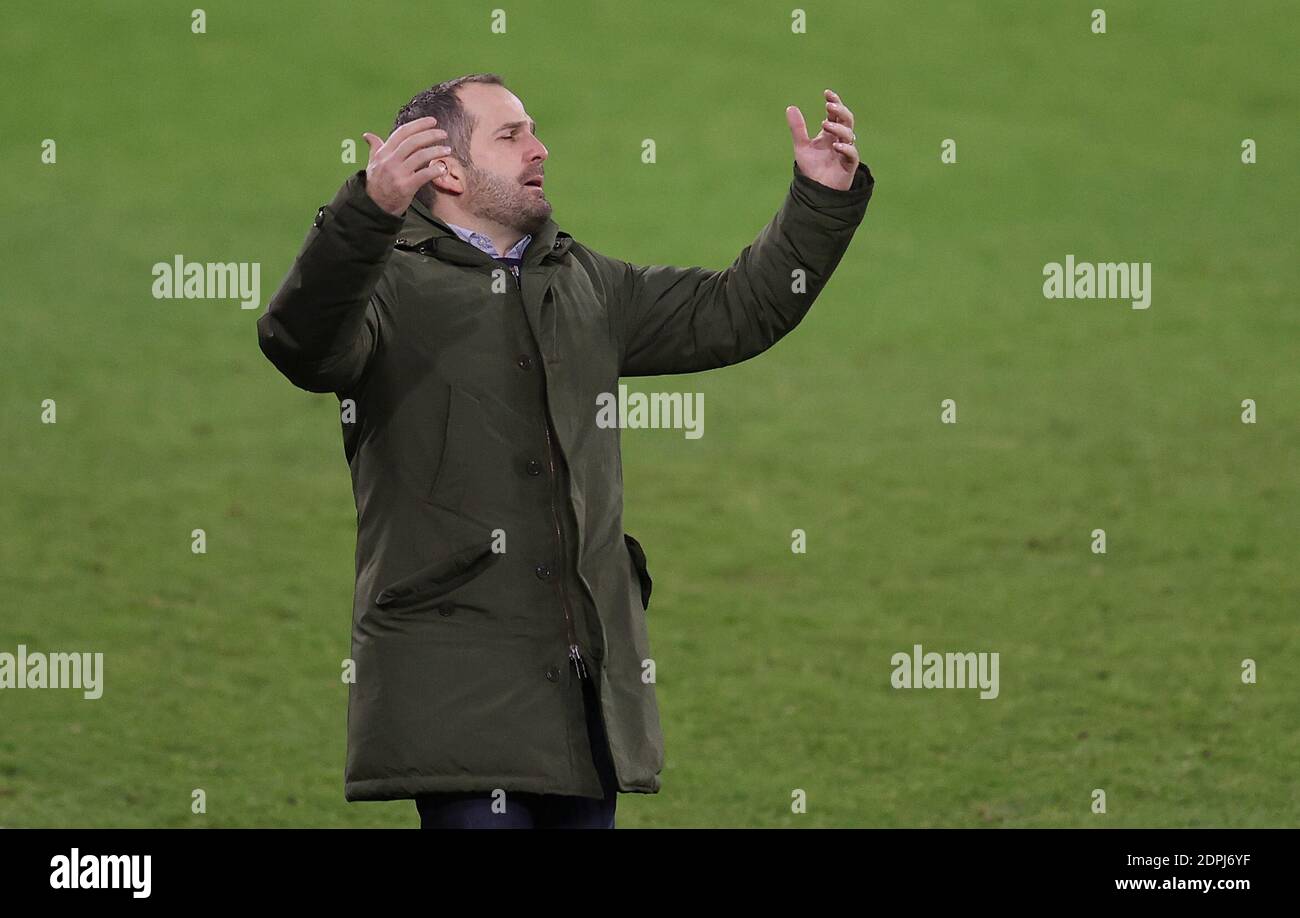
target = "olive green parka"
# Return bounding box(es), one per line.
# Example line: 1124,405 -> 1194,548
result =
257,159 -> 874,801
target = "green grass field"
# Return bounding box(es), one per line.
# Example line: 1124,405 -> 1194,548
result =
2,1 -> 1296,827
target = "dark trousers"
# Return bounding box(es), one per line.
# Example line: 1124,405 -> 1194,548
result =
415,676 -> 618,829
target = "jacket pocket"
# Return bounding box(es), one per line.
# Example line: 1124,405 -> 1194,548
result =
624,533 -> 653,611
427,385 -> 481,513
375,542 -> 499,608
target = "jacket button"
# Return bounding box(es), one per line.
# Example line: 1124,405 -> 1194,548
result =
314,206 -> 327,227
534,563 -> 552,580
438,604 -> 454,616
516,355 -> 533,370
526,458 -> 543,477
553,240 -> 562,250
545,667 -> 559,682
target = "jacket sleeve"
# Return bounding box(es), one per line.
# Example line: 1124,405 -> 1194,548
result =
603,160 -> 874,377
256,170 -> 405,393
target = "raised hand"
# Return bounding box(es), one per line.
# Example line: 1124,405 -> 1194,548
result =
361,117 -> 452,216
785,89 -> 860,191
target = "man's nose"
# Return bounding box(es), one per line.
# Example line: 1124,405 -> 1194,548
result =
526,135 -> 548,162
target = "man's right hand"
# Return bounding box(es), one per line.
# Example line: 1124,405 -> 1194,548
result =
362,117 -> 452,216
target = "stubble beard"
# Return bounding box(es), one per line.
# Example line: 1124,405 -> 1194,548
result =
464,161 -> 552,236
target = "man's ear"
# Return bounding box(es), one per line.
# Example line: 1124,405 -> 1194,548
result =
431,158 -> 465,196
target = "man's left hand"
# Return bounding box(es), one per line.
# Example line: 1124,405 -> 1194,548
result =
786,89 -> 861,190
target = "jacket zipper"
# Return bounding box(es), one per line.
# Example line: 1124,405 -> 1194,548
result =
543,417 -> 588,680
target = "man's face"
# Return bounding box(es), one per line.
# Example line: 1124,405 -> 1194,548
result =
455,83 -> 551,235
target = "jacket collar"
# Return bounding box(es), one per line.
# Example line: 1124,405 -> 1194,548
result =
396,197 -> 573,267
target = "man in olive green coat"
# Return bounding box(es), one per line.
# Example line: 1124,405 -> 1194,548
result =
257,73 -> 874,828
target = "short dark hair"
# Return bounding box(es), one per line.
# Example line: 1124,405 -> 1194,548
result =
393,73 -> 506,207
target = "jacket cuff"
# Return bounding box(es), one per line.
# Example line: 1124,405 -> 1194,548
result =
331,169 -> 407,234
790,160 -> 875,226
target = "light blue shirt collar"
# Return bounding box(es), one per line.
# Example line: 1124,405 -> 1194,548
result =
444,222 -> 532,262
